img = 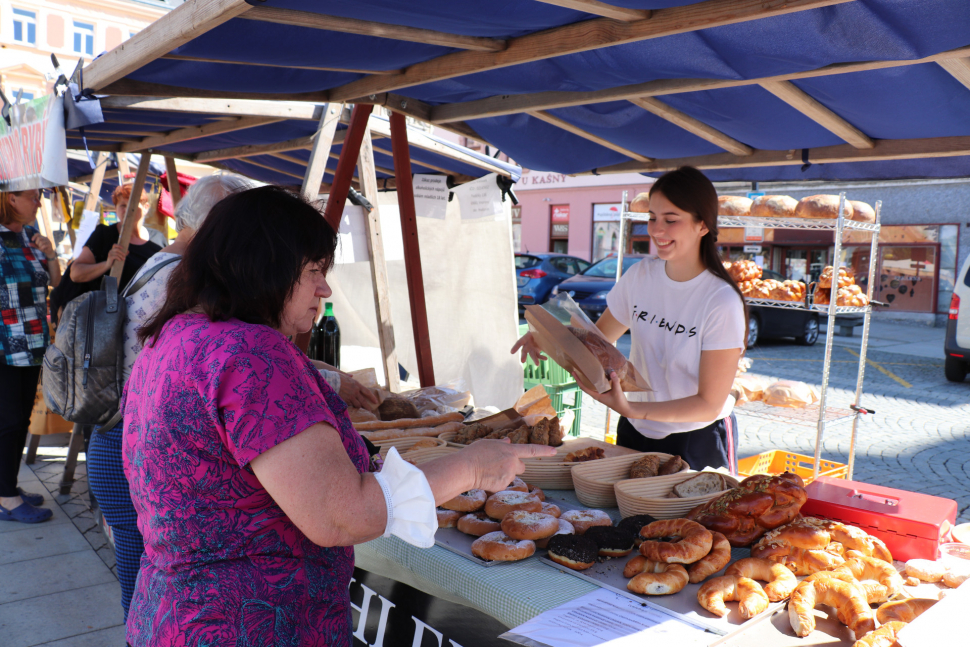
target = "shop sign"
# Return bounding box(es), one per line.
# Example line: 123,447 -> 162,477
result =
551,223 -> 569,237
350,567 -> 508,647
744,227 -> 764,243
743,245 -> 762,253
593,203 -> 622,222
511,205 -> 521,225
551,205 -> 570,223
0,93 -> 68,192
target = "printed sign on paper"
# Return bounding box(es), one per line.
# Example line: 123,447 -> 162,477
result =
412,174 -> 448,220
454,173 -> 504,221
0,94 -> 68,192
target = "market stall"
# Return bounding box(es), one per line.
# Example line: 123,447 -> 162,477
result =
57,0 -> 970,645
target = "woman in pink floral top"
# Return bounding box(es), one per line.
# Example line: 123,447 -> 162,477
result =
123,186 -> 552,646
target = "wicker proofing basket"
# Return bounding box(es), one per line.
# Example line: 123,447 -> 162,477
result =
520,456 -> 576,490
401,446 -> 460,466
377,436 -> 448,458
571,453 -> 689,508
614,471 -> 741,519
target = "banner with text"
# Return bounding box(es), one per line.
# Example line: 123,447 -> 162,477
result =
0,93 -> 68,192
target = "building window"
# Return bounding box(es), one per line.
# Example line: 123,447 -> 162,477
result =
73,21 -> 95,56
13,8 -> 37,45
17,92 -> 34,103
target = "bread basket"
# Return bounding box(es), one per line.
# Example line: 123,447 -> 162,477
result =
400,446 -> 459,466
376,436 -> 447,458
571,453 -> 689,508
614,471 -> 740,519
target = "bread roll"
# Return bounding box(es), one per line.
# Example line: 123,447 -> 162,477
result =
378,397 -> 420,421
718,195 -> 753,217
849,200 -> 876,223
794,195 -> 854,220
750,195 -> 798,219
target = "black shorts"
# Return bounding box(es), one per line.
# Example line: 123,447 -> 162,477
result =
616,414 -> 739,476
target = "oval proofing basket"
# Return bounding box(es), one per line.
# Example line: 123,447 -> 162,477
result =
614,471 -> 740,519
376,436 -> 447,458
400,446 -> 459,466
571,453 -> 689,508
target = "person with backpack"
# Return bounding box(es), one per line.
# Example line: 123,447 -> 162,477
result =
85,173 -> 252,622
0,189 -> 61,524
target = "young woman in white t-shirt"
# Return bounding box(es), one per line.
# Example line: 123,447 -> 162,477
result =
514,167 -> 746,472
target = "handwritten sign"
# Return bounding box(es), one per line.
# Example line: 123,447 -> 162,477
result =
412,174 -> 448,220
454,173 -> 504,221
0,93 -> 68,192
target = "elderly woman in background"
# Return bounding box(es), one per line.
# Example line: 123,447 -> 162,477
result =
86,173 -> 252,621
0,189 -> 60,524
70,183 -> 162,290
123,185 -> 553,646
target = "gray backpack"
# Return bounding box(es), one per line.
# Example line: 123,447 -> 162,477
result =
42,257 -> 178,427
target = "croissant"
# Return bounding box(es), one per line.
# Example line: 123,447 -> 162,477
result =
788,576 -> 875,638
836,551 -> 904,599
697,574 -> 770,619
624,557 -> 690,596
687,531 -> 732,583
875,597 -> 937,624
725,557 -> 798,601
852,621 -> 907,647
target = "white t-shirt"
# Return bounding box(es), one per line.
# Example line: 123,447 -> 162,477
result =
122,252 -> 180,383
606,256 -> 745,439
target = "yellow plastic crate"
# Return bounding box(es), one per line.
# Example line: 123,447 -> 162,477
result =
737,450 -> 848,485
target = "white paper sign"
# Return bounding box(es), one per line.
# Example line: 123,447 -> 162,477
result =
72,209 -> 101,259
454,172 -> 504,221
412,174 -> 448,220
501,589 -> 712,647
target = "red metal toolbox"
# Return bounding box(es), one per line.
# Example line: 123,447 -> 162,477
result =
801,476 -> 957,561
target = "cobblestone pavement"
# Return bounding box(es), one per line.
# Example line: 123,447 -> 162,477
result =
579,333 -> 970,523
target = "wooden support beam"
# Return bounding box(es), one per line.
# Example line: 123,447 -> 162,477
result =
759,80 -> 873,149
193,129 -> 348,163
356,127 -> 400,392
938,57 -> 970,91
116,152 -> 131,180
109,153 -> 153,281
37,198 -> 60,278
100,96 -> 325,120
430,44 -> 970,124
68,133 -> 143,143
85,0 -> 253,91
325,0 -> 850,102
83,152 -> 110,212
628,97 -> 753,156
74,168 -> 120,184
160,54 -> 399,75
390,111 -> 435,387
164,157 -> 181,207
240,6 -> 506,52
583,134 -> 970,175
301,103 -> 343,200
526,110 -> 651,161
323,105 -> 374,230
120,116 -> 284,153
99,79 -> 330,103
533,0 -> 650,21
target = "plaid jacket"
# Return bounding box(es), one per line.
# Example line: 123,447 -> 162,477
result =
0,224 -> 50,367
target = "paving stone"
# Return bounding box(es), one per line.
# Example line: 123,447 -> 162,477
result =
0,550 -> 116,604
32,624 -> 127,647
0,582 -> 123,647
0,524 -> 92,566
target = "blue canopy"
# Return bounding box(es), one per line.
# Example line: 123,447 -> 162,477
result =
72,0 -> 970,182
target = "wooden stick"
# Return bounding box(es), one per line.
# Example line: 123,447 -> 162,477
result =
164,156 -> 181,206
301,103 -> 342,200
109,153 -> 152,281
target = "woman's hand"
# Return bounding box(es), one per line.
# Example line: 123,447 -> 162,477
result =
31,233 -> 56,260
338,375 -> 381,409
574,369 -> 635,419
453,439 -> 557,495
106,244 -> 128,268
510,331 -> 546,365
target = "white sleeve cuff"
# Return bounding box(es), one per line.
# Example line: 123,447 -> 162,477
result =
318,369 -> 341,393
373,447 -> 438,548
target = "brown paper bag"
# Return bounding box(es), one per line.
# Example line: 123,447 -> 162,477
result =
525,305 -> 650,394
29,383 -> 74,436
514,384 -> 557,418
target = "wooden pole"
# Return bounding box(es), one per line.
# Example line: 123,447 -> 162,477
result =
116,152 -> 131,181
389,111 -> 435,387
301,103 -> 343,200
164,156 -> 182,206
357,126 -> 400,392
322,104 -> 373,230
109,153 -> 152,281
83,152 -> 109,213
36,197 -> 61,277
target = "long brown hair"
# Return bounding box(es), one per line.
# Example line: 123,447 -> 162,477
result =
0,191 -> 22,227
649,166 -> 748,347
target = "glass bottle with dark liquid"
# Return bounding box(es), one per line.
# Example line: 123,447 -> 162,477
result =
309,302 -> 340,368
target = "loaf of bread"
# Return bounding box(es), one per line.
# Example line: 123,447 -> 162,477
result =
794,195 -> 854,220
378,397 -> 421,421
763,380 -> 819,409
567,326 -> 641,391
362,421 -> 464,442
814,285 -> 869,307
688,473 -> 807,546
355,412 -> 465,432
849,200 -> 876,223
818,266 -> 854,289
727,259 -> 762,283
733,374 -> 768,404
750,195 -> 798,219
673,473 -> 725,498
718,196 -> 753,217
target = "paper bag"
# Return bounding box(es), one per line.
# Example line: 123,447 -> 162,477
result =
525,297 -> 650,394
514,384 -> 557,419
29,381 -> 73,435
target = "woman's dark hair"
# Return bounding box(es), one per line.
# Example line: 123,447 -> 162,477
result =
139,185 -> 338,344
649,166 -> 748,347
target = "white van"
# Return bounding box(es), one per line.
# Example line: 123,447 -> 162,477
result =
945,254 -> 970,381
